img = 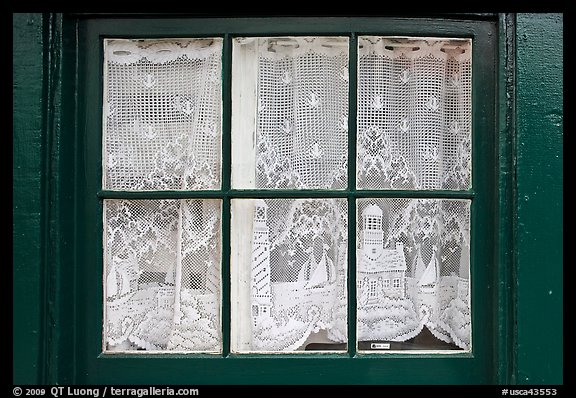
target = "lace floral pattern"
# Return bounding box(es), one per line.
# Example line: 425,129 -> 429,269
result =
357,199 -> 471,350
103,36 -> 474,353
104,199 -> 222,352
254,37 -> 349,189
104,39 -> 222,191
357,37 -> 472,190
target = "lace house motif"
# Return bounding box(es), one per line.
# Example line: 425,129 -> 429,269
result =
103,38 -> 224,352
357,199 -> 471,350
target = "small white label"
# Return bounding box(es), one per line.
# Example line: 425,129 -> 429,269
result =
370,343 -> 391,350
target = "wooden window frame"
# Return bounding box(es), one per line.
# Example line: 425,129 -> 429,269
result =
71,15 -> 498,384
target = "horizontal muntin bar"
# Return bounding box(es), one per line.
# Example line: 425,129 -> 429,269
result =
98,189 -> 475,199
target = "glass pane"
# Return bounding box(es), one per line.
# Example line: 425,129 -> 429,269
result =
357,37 -> 472,190
104,199 -> 222,352
356,198 -> 471,352
231,37 -> 349,190
231,198 -> 348,352
103,38 -> 222,191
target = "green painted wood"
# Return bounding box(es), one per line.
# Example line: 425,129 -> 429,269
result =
12,12 -> 564,385
13,12 -> 46,385
496,13 -> 517,385
51,13 -> 80,385
84,355 -> 491,385
468,18 -> 498,385
97,189 -> 475,199
515,13 -> 563,385
81,15 -> 494,37
13,12 -> 78,385
347,33 -> 358,356
13,14 -> 563,384
221,34 -> 232,357
10,13 -> 505,385
40,12 -> 63,386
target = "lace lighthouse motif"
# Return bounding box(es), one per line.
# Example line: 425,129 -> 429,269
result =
357,199 -> 471,350
247,198 -> 348,351
232,37 -> 350,351
103,36 -> 474,353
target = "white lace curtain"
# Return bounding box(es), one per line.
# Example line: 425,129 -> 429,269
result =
357,37 -> 472,190
357,199 -> 471,350
236,198 -> 471,352
104,39 -> 222,191
103,39 -> 223,352
103,36 -> 472,353
105,199 -> 222,352
230,38 -> 350,351
232,37 -> 349,190
353,37 -> 472,350
237,199 -> 348,351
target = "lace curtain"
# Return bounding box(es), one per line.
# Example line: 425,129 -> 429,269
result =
354,37 -> 472,350
357,37 -> 471,190
103,36 -> 472,353
104,39 -> 222,191
357,199 -> 471,350
105,199 -> 222,351
230,38 -> 350,351
232,37 -> 349,189
237,198 -> 471,352
103,39 -> 223,352
232,198 -> 348,352
235,37 -> 471,351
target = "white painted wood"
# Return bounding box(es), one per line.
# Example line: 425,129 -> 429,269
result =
230,199 -> 256,352
231,38 -> 258,189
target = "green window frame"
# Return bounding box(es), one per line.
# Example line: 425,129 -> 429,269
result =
75,15 -> 497,384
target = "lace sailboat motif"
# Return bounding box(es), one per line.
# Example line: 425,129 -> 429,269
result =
103,38 -> 222,191
357,199 -> 471,350
357,37 -> 472,190
104,199 -> 222,352
248,199 -> 348,351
